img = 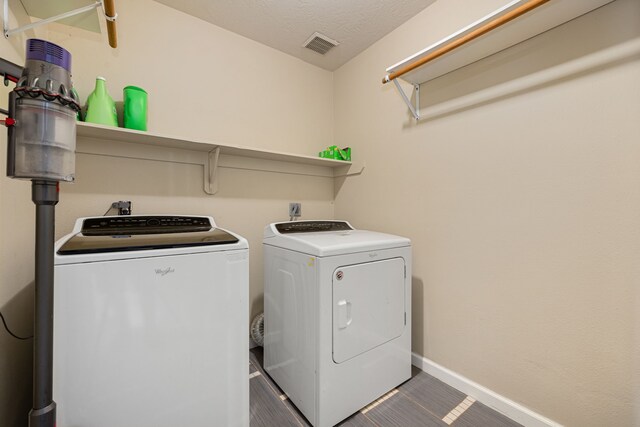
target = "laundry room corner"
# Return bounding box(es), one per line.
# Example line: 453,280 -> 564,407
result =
1,0 -> 638,426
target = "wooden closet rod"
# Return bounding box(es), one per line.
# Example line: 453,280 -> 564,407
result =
382,0 -> 550,84
103,0 -> 118,48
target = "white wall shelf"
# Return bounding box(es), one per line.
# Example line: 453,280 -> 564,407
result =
76,121 -> 363,195
383,0 -> 616,119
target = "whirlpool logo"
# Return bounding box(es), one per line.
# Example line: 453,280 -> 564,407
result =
155,267 -> 175,276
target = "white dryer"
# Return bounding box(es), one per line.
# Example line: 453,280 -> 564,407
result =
53,215 -> 249,427
263,220 -> 411,427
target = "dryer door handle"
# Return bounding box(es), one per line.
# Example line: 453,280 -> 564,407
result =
337,300 -> 352,329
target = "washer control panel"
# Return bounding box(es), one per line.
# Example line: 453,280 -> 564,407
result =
275,221 -> 354,234
82,216 -> 212,235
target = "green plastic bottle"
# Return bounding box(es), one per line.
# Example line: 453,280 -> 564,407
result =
123,86 -> 148,131
85,76 -> 118,127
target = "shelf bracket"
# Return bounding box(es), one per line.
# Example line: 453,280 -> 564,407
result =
3,0 -> 109,39
392,79 -> 420,120
333,159 -> 366,178
2,0 -> 118,48
204,147 -> 220,195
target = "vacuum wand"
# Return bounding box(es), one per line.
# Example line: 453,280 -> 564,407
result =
30,182 -> 58,427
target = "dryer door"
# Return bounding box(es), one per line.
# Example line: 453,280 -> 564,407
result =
332,257 -> 405,364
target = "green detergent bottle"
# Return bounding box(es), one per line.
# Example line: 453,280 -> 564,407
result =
85,76 -> 118,127
123,86 -> 148,131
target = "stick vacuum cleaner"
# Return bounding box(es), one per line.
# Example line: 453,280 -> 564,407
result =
2,39 -> 79,427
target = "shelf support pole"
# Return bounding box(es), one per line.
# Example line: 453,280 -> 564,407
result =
204,147 -> 220,195
392,79 -> 420,121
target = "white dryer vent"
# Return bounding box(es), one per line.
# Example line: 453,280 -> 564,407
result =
303,32 -> 339,55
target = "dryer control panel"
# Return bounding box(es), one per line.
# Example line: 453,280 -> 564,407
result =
275,221 -> 354,234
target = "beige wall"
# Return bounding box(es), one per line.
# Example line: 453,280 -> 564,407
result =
333,0 -> 640,426
0,1 -> 334,425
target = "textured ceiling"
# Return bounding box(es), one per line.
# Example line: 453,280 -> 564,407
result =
153,0 -> 436,71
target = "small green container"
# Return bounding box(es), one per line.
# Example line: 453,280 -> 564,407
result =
123,86 -> 148,131
318,146 -> 351,161
338,147 -> 351,161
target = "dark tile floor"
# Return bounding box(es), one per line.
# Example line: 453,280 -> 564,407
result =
249,347 -> 522,427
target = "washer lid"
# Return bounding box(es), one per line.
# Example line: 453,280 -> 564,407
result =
263,221 -> 410,256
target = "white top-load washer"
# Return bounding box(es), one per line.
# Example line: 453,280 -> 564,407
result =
53,215 -> 249,427
263,220 -> 411,427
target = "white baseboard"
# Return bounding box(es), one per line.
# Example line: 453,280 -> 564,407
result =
411,353 -> 563,427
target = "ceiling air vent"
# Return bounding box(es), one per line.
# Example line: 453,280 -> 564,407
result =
303,32 -> 339,55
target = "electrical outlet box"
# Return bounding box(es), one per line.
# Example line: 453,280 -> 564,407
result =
112,200 -> 132,216
289,202 -> 301,218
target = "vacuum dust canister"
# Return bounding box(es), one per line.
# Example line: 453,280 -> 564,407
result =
7,39 -> 80,182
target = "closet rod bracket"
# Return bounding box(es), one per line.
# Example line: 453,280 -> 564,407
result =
392,79 -> 420,120
204,147 -> 221,195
